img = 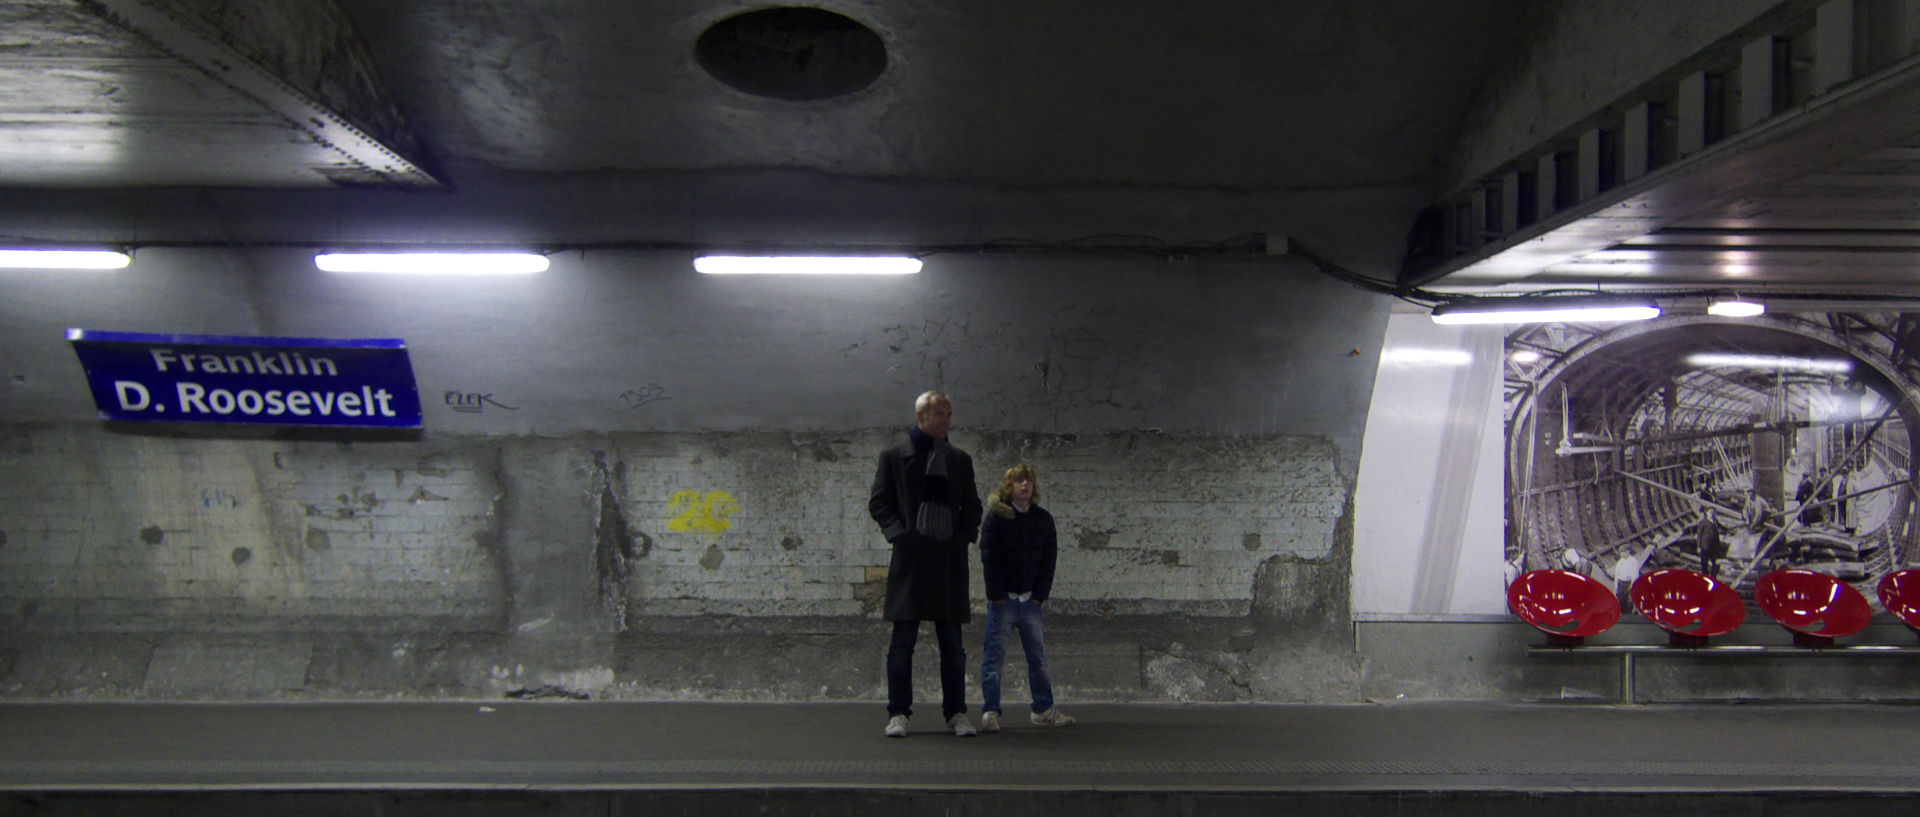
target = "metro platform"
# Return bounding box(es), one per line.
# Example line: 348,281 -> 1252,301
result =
3,700 -> 1920,815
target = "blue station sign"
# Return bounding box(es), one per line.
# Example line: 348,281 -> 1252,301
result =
67,330 -> 422,428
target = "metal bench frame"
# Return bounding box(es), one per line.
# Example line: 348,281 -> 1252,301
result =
1526,644 -> 1920,703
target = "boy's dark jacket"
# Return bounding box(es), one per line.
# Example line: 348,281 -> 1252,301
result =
979,497 -> 1057,602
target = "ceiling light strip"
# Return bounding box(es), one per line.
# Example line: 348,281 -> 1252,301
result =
693,256 -> 922,275
0,250 -> 131,269
314,252 -> 549,275
1430,297 -> 1660,325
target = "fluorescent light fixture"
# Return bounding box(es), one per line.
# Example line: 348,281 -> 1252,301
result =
315,252 -> 549,274
0,249 -> 130,269
1430,296 -> 1660,325
1707,297 -> 1765,317
1510,350 -> 1543,363
1686,353 -> 1851,373
1381,348 -> 1472,366
693,255 -> 922,275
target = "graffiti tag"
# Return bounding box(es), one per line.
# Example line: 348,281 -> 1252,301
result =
621,384 -> 671,409
446,391 -> 519,413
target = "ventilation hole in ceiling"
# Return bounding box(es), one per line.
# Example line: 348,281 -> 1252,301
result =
696,7 -> 887,101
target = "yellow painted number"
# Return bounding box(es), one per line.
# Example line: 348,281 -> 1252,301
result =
667,490 -> 740,532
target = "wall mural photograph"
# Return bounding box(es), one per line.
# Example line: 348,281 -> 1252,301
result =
1504,312 -> 1920,606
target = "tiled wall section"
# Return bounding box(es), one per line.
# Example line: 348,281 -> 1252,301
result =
617,431 -> 1345,619
0,426 -> 507,632
0,426 -> 1346,632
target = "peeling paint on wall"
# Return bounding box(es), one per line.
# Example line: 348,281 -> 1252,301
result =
591,452 -> 635,627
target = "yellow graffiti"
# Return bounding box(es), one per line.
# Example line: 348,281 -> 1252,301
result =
667,490 -> 741,532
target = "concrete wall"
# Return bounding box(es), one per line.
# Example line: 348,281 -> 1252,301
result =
0,426 -> 1353,700
0,245 -> 1378,701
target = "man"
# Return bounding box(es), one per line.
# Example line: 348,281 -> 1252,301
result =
1794,472 -> 1818,526
869,390 -> 983,738
1694,503 -> 1724,581
1741,488 -> 1772,534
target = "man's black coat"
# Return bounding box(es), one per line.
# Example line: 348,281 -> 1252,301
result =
869,433 -> 983,622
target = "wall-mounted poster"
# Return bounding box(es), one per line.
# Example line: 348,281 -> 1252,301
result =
1503,312 -> 1917,606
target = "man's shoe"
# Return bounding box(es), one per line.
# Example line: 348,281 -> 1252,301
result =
948,714 -> 978,737
1031,708 -> 1075,727
885,714 -> 909,738
980,711 -> 1001,733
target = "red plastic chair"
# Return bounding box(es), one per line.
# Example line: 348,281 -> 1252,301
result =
1876,569 -> 1920,644
1508,569 -> 1620,646
1630,568 -> 1746,646
1754,569 -> 1872,647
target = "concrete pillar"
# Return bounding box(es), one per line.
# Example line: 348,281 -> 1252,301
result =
1677,72 -> 1708,157
1536,154 -> 1559,219
495,438 -> 618,695
1814,0 -> 1857,95
1623,103 -> 1650,182
1578,129 -> 1602,200
1740,35 -> 1776,130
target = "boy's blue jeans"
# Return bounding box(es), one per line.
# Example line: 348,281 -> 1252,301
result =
981,597 -> 1055,714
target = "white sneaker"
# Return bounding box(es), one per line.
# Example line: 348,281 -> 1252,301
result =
948,714 -> 978,737
980,711 -> 1001,733
1031,708 -> 1075,727
885,714 -> 909,738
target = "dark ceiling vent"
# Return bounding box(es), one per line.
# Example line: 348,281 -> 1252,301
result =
695,7 -> 887,101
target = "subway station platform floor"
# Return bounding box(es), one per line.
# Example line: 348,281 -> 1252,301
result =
3,700 -> 1920,814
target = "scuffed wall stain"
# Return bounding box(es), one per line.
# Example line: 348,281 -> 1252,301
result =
854,567 -> 887,615
307,487 -> 380,520
1143,642 -> 1254,701
788,433 -> 848,463
1076,527 -> 1111,549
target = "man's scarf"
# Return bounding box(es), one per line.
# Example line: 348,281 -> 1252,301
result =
914,439 -> 954,542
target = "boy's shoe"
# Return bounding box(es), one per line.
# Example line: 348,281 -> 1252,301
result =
948,714 -> 978,737
885,714 -> 909,738
1031,708 -> 1075,727
980,711 -> 1001,733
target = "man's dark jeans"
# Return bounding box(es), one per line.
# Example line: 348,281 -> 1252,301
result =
887,620 -> 966,720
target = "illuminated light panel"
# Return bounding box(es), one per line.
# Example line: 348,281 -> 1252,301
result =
1686,353 -> 1851,373
1381,348 -> 1472,366
315,253 -> 549,274
1510,350 -> 1543,363
1431,300 -> 1659,325
0,250 -> 130,269
693,255 -> 922,275
1707,299 -> 1765,317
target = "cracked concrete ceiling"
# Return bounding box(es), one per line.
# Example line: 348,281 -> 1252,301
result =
3,0 -> 1919,296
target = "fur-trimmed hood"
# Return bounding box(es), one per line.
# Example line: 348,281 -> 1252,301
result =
988,496 -> 1039,519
